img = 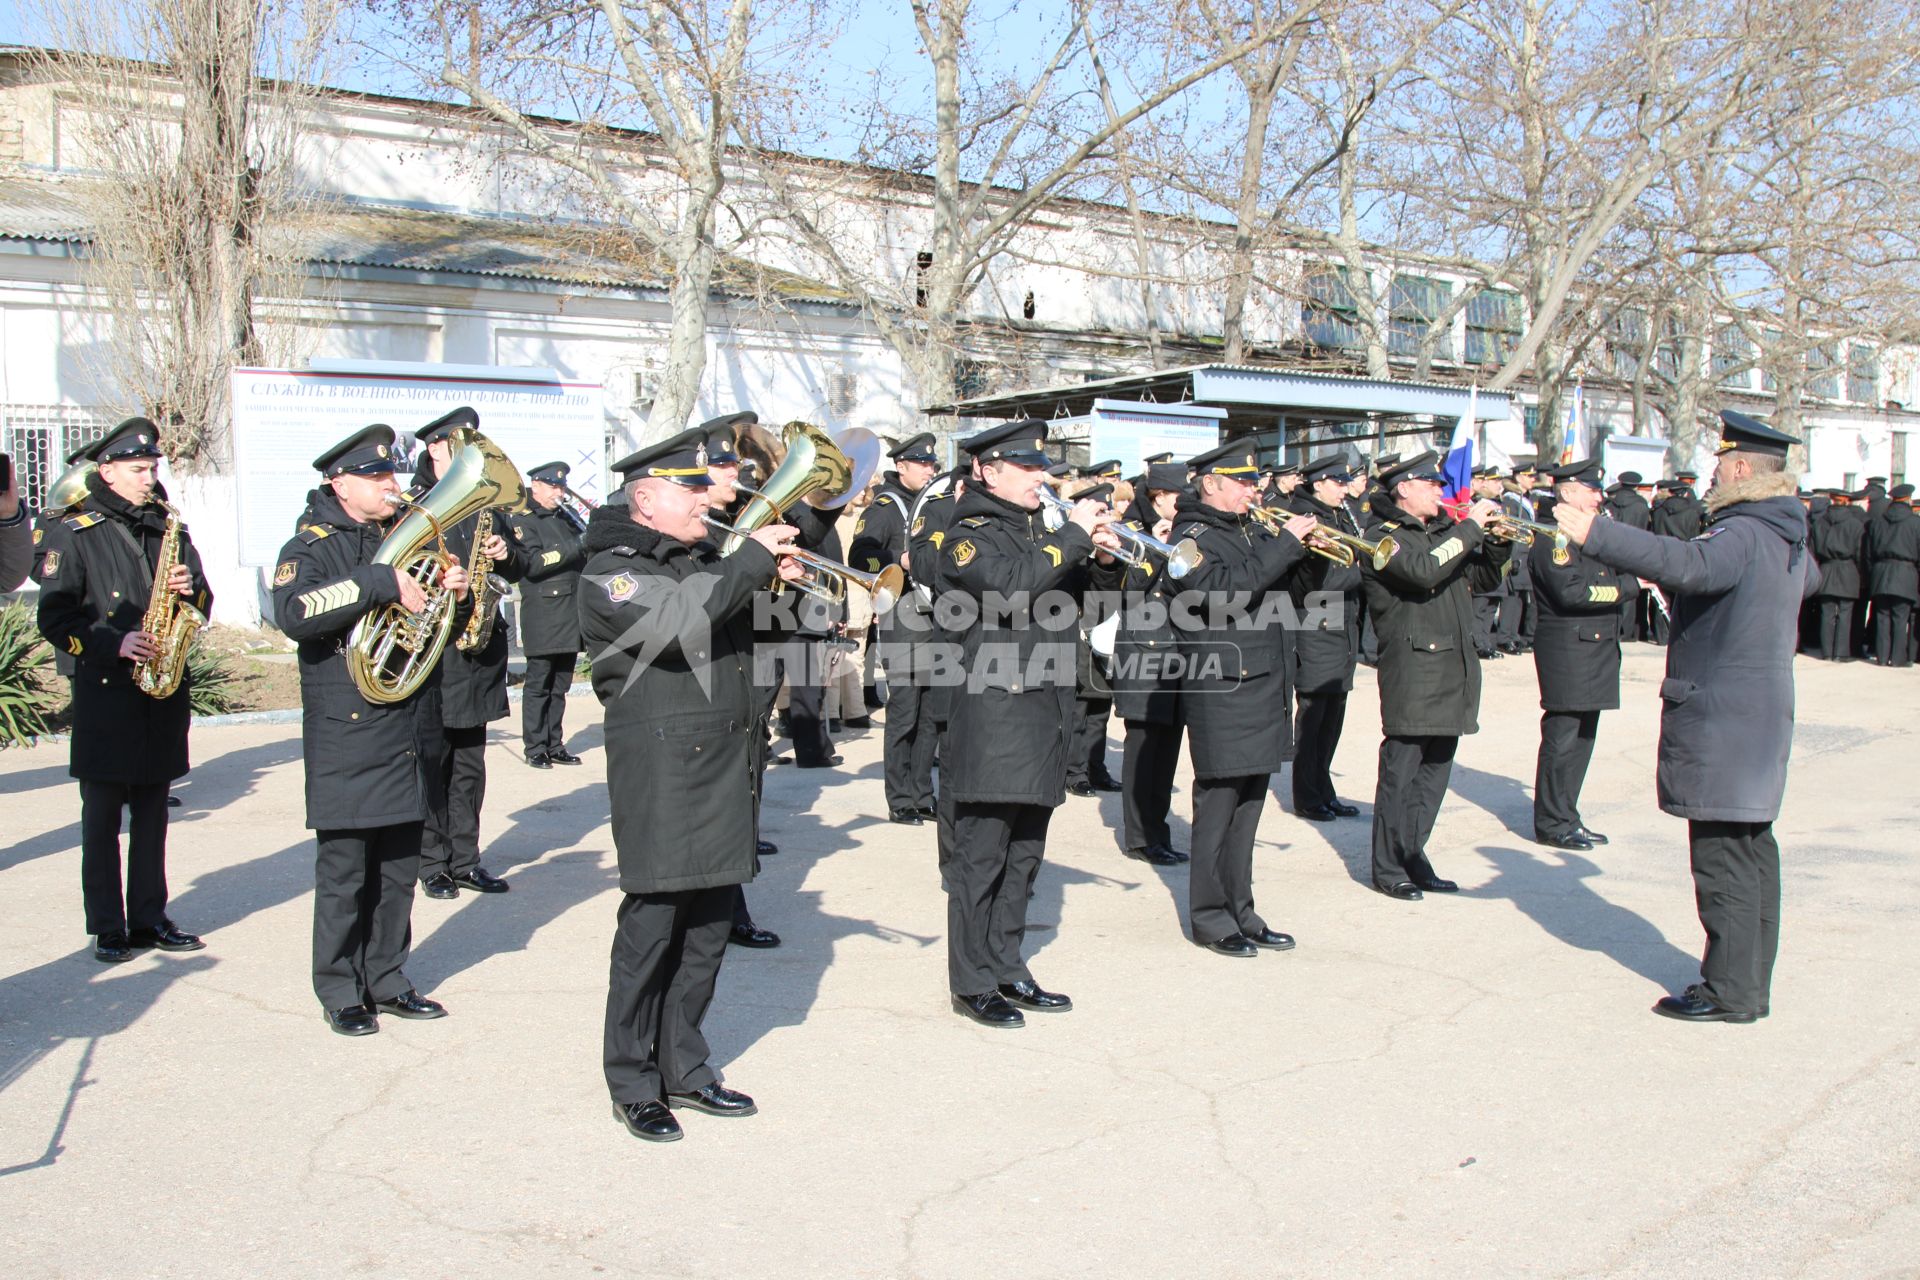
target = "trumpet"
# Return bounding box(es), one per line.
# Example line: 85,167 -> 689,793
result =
703,513 -> 908,614
1037,486 -> 1202,579
1248,505 -> 1397,570
1487,513 -> 1568,551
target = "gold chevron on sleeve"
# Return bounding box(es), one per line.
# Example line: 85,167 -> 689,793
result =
298,580 -> 362,619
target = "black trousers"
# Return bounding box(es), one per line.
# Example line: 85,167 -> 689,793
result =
1873,597 -> 1914,666
421,724 -> 486,879
1816,599 -> 1853,660
1646,591 -> 1670,645
1497,590 -> 1528,647
1189,773 -> 1270,943
1066,696 -> 1115,786
521,652 -> 576,753
312,822 -> 421,1010
1533,710 -> 1599,839
1291,691 -> 1349,811
78,779 -> 170,935
879,645 -> 936,812
779,640 -> 834,764
604,885 -> 733,1103
1472,595 -> 1500,653
945,800 -> 1050,995
1371,734 -> 1458,887
1688,820 -> 1781,1015
1121,719 -> 1181,852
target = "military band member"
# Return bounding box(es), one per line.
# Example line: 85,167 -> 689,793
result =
34,418 -> 210,961
1110,462 -> 1191,866
930,420 -> 1118,1026
1288,455 -> 1363,822
578,427 -> 803,1141
1527,459 -> 1623,851
1359,451 -> 1509,901
1067,460 -> 1125,796
1807,486 -> 1865,661
1556,410 -> 1814,1022
273,424 -> 469,1035
514,461 -> 589,763
1171,440 -> 1315,956
412,408 -> 525,900
850,431 -> 943,825
1865,484 -> 1918,666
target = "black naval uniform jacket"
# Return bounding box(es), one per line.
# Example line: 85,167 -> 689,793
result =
437,507 -> 530,729
1285,491 -> 1362,696
848,470 -> 921,619
272,487 -> 466,830
512,505 -> 588,655
1807,502 -> 1865,600
1866,502 -> 1920,601
1527,533 -> 1623,712
1360,498 -> 1510,737
577,506 -> 775,895
1170,495 -> 1306,779
34,476 -> 212,783
927,487 -> 1094,806
1651,488 -> 1707,541
1107,495 -> 1182,725
910,480 -> 964,720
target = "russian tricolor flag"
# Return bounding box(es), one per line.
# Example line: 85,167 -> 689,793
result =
1440,384 -> 1477,518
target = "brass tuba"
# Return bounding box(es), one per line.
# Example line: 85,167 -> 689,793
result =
133,502 -> 206,699
347,426 -> 527,704
44,458 -> 97,513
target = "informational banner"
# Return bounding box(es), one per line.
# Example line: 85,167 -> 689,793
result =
231,367 -> 607,567
1599,434 -> 1670,486
1084,399 -> 1225,474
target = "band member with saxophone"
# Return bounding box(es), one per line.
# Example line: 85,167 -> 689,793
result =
849,432 -> 943,825
1109,461 -> 1192,866
1528,459 -> 1624,852
34,417 -> 211,962
1360,451 -> 1509,902
1170,440 -> 1315,957
513,461 -> 589,766
578,428 -> 804,1142
1287,455 -> 1364,823
272,424 -> 470,1035
411,408 -> 526,900
930,420 -> 1119,1026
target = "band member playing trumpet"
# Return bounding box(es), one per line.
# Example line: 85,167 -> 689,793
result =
1287,455 -> 1365,823
35,417 -> 211,962
1359,451 -> 1509,901
579,427 -> 805,1142
1172,440 -> 1315,957
413,407 -> 526,900
512,461 -> 589,766
272,424 -> 470,1035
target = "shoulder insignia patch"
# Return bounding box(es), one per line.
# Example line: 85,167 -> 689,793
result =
298,524 -> 333,544
1179,524 -> 1207,539
1041,544 -> 1062,567
32,526 -> 43,546
513,524 -> 525,540
1587,584 -> 1619,603
959,515 -> 991,528
1552,545 -> 1570,566
65,634 -> 83,655
63,512 -> 102,530
1377,520 -> 1399,531
41,549 -> 60,576
910,516 -> 925,536
855,518 -> 866,535
1139,560 -> 1156,578
273,560 -> 297,587
604,572 -> 638,604
950,539 -> 977,568
874,493 -> 898,509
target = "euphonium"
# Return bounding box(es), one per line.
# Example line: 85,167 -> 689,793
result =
44,459 -> 97,513
347,426 -> 528,704
714,421 -> 881,555
133,502 -> 206,699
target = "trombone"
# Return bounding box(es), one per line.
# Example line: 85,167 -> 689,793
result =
1037,485 -> 1203,579
703,513 -> 908,615
1248,504 -> 1396,570
557,484 -> 598,532
1487,513 -> 1569,551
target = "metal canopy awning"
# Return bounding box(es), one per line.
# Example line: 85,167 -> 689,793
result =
929,362 -> 1512,451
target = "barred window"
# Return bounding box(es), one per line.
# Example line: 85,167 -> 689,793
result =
1848,344 -> 1878,404
1609,308 -> 1647,380
1714,325 -> 1752,389
1388,274 -> 1453,360
1302,266 -> 1361,351
1465,290 -> 1522,365
1808,343 -> 1840,400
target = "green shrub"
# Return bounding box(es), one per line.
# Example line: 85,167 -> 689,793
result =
0,601 -> 55,746
187,643 -> 242,716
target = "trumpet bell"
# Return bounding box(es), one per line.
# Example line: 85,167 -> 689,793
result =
1164,538 -> 1203,579
45,460 -> 98,512
867,564 -> 907,615
812,428 -> 881,510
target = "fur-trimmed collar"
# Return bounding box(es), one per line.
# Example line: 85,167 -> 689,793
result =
1706,469 -> 1799,515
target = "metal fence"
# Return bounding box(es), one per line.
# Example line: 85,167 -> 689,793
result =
0,405 -> 113,512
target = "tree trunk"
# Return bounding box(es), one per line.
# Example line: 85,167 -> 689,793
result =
1221,80 -> 1275,365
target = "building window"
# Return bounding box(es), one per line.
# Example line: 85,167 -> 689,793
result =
1522,404 -> 1541,446
1609,308 -> 1647,379
827,371 -> 859,416
1022,290 -> 1035,321
953,358 -> 990,399
1714,324 -> 1752,389
1465,290 -> 1522,365
1389,274 -> 1453,360
1302,266 -> 1361,351
914,251 -> 933,307
1808,343 -> 1840,399
1848,344 -> 1879,404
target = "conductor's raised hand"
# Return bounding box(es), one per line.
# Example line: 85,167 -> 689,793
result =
1556,503 -> 1597,546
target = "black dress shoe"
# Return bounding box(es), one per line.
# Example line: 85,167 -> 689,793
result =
326,1005 -> 379,1036
914,807 -> 939,821
843,715 -> 873,729
756,839 -> 779,857
952,991 -> 1024,1027
1201,933 -> 1258,957
1535,830 -> 1595,851
667,1083 -> 758,1116
1066,781 -> 1097,797
1329,800 -> 1360,817
1410,874 -> 1459,893
612,1100 -> 683,1142
889,809 -> 924,825
548,748 -> 584,765
1377,881 -> 1425,901
166,794 -> 182,807
1296,803 -> 1340,822
1653,985 -> 1757,1024
1125,844 -> 1182,866
795,754 -> 844,769
375,989 -> 447,1020
828,718 -> 844,733
998,980 -> 1072,1011
1155,843 -> 1190,863
864,687 -> 886,709
728,922 -> 781,949
1247,928 -> 1296,950
94,930 -> 135,963
422,872 -> 459,900
524,750 -> 552,769
1089,776 -> 1122,793
455,867 -> 510,893
127,921 -> 206,951
1577,826 -> 1609,845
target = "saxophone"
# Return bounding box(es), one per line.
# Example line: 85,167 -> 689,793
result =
134,502 -> 207,699
454,507 -> 510,652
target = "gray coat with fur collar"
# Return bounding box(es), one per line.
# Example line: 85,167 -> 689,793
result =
1579,471 -> 1814,822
